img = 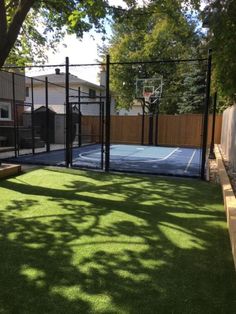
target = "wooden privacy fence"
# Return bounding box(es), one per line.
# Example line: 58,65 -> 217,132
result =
82,114 -> 222,148
221,104 -> 236,171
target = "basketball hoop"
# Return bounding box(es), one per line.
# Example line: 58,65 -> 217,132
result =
136,77 -> 163,102
143,91 -> 153,104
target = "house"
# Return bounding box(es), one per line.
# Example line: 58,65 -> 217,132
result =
25,68 -> 117,115
118,100 -> 143,115
23,69 -> 117,145
0,69 -> 25,147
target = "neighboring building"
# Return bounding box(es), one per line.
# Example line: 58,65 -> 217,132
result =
118,100 -> 143,116
0,70 -> 25,146
23,69 -> 118,145
25,68 -> 117,115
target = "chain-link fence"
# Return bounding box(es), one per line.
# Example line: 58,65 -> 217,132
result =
0,52 -> 213,178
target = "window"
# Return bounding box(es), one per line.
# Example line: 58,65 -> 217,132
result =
25,86 -> 29,97
0,102 -> 11,120
89,88 -> 96,98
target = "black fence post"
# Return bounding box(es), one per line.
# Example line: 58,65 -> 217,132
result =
201,49 -> 212,180
148,114 -> 153,145
65,57 -> 71,167
155,111 -> 159,146
16,91 -> 20,156
101,100 -> 104,170
99,92 -> 104,170
105,54 -> 111,172
45,76 -> 50,152
31,78 -> 35,155
141,103 -> 145,145
209,91 -> 217,159
12,73 -> 18,157
78,87 -> 82,147
99,92 -> 102,145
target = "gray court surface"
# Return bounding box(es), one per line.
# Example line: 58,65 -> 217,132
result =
4,144 -> 202,177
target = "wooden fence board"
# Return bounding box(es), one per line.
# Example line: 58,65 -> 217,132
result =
82,114 -> 222,148
220,104 -> 236,171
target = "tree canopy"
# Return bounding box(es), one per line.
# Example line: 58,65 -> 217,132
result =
202,0 -> 236,102
1,0 -> 235,107
104,0 -> 236,111
0,0 -> 136,67
105,1 -> 205,114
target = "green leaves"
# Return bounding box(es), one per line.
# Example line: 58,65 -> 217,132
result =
0,0 -> 122,66
68,10 -> 86,29
107,1 -> 204,113
201,0 -> 236,101
1,0 -> 144,66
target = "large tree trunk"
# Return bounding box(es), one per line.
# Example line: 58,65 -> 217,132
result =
0,0 -> 36,67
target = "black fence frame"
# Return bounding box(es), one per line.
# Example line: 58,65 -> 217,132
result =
0,50 -> 212,179
104,51 -> 212,179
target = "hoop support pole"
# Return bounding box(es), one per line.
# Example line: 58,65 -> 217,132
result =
105,54 -> 111,172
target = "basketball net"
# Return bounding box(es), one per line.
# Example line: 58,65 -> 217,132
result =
143,91 -> 153,104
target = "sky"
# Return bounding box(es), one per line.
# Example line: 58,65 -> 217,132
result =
27,0 -> 146,84
26,0 -> 205,84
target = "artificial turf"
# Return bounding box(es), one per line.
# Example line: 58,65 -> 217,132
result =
0,167 -> 236,313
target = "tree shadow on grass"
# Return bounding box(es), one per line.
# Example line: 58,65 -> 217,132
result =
0,212 -> 90,313
0,169 -> 236,313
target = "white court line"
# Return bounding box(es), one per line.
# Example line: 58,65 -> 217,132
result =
184,149 -> 197,173
78,146 -> 180,163
78,148 -> 102,162
158,147 -> 179,161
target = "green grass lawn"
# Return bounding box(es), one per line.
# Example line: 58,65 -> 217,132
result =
0,167 -> 236,314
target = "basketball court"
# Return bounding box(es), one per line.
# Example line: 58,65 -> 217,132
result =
0,54 -> 212,179
6,144 -> 202,177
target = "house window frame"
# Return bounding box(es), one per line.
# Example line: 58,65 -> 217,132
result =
89,88 -> 96,98
25,86 -> 29,97
0,101 -> 12,121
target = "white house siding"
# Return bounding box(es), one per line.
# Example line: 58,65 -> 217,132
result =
25,72 -> 119,116
25,85 -> 102,116
118,100 -> 143,116
119,106 -> 142,116
26,85 -> 65,108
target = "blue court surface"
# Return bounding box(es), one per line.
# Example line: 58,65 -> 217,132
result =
5,144 -> 202,177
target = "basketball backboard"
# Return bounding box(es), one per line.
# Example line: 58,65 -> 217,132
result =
135,77 -> 163,104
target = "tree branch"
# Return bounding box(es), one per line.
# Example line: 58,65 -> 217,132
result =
0,0 -> 36,66
0,0 -> 7,43
5,0 -> 19,11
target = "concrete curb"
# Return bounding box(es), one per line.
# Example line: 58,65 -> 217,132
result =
0,163 -> 21,179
